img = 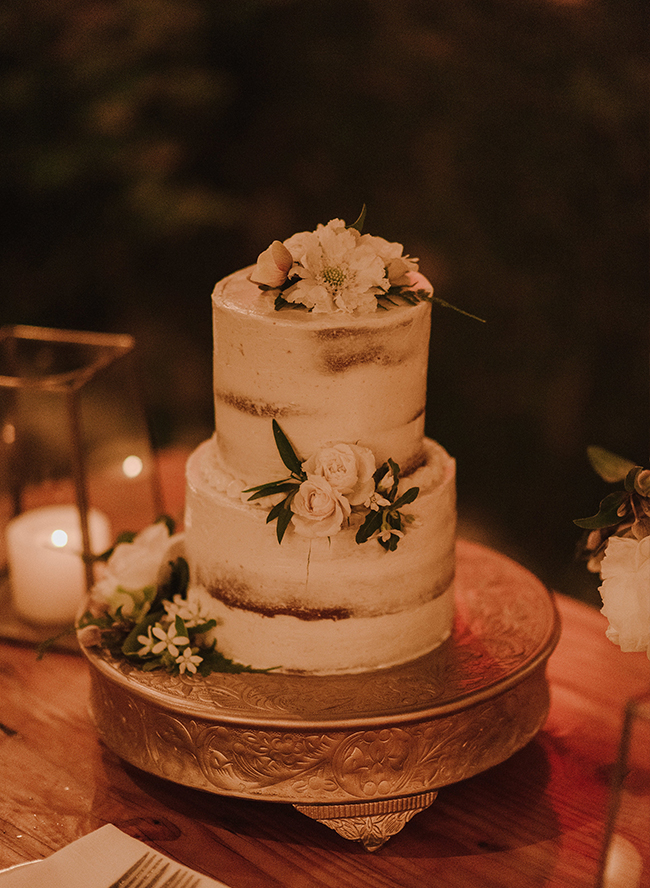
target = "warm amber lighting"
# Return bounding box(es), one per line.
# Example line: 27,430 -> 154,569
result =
2,421 -> 15,444
122,455 -> 143,478
50,529 -> 69,548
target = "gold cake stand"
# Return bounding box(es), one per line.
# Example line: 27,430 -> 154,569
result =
81,540 -> 560,850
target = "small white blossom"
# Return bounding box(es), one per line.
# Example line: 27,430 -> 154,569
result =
372,527 -> 405,544
365,491 -> 391,511
136,625 -> 156,656
176,647 -> 203,675
150,624 -> 189,658
164,586 -> 222,628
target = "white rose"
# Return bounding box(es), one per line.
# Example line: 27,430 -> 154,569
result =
291,476 -> 351,538
93,522 -> 174,618
599,535 -> 650,656
302,443 -> 376,506
250,240 -> 293,289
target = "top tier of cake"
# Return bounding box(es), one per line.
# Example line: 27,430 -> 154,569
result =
211,267 -> 433,488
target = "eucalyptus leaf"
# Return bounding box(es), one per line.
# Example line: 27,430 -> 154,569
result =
586,445 -> 636,483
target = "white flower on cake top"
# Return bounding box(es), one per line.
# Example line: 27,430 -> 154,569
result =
250,215 -> 418,313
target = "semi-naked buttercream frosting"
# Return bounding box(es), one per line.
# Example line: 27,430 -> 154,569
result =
184,217 -> 457,674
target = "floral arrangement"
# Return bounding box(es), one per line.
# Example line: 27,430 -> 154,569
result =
575,445 -> 650,657
75,519 -> 260,676
250,208 -> 483,319
245,420 -> 419,551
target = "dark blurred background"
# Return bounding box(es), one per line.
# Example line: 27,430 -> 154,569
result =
1,0 -> 647,605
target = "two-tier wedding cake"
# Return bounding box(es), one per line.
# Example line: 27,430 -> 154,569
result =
184,215 -> 456,674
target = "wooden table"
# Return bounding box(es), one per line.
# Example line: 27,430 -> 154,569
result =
1,452 -> 649,887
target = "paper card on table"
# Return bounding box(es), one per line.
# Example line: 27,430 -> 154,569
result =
0,824 -> 231,888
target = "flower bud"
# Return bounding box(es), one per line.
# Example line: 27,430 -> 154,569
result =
250,240 -> 293,288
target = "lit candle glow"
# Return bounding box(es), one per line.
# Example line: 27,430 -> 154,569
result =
122,454 -> 143,478
6,505 -> 111,625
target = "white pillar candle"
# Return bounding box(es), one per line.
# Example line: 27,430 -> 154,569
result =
6,505 -> 112,625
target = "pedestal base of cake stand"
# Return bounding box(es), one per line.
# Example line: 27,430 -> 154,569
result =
80,540 -> 560,850
295,791 -> 440,851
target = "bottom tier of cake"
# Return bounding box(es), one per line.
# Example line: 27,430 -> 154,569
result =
184,437 -> 456,674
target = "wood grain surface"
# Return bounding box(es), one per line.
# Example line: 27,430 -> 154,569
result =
1,451 -> 648,887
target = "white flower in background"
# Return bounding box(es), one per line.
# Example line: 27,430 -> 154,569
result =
92,522 -> 174,620
282,219 -> 391,313
291,475 -> 351,538
250,240 -> 293,288
302,442 -> 376,505
599,535 -> 650,657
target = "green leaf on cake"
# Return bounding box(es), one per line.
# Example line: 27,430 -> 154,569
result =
391,486 -> 419,510
355,508 -> 384,545
272,419 -> 305,477
246,479 -> 300,500
348,204 -> 367,233
275,496 -> 295,544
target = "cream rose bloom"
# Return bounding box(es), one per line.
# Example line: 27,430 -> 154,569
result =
599,535 -> 650,657
291,476 -> 351,538
92,522 -> 174,619
250,240 -> 293,288
302,443 -> 375,506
